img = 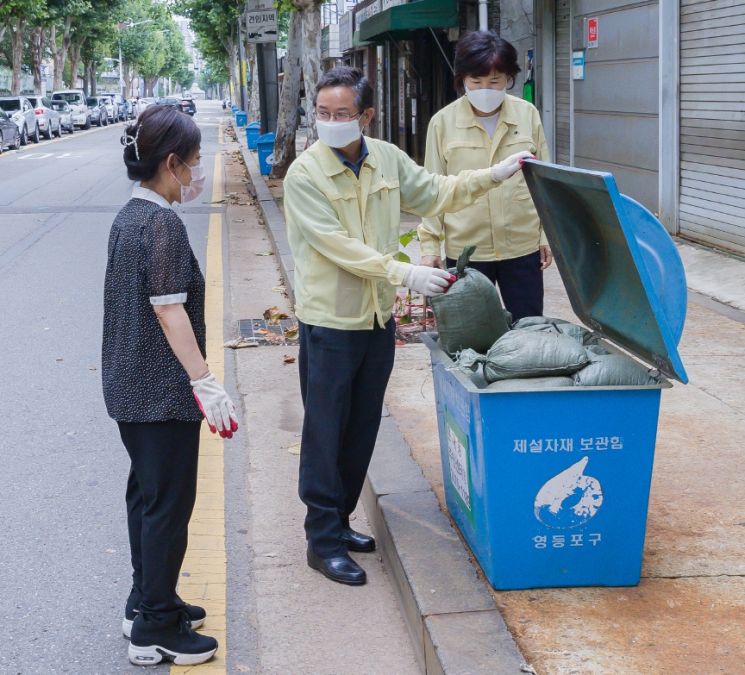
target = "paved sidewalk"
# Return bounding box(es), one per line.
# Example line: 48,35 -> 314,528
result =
221,134 -> 420,674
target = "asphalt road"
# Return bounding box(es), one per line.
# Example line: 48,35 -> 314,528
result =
0,103 -> 228,674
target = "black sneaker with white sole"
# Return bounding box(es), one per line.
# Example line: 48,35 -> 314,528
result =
128,610 -> 217,666
123,591 -> 206,638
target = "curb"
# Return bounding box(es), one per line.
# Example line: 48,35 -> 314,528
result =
233,122 -> 528,674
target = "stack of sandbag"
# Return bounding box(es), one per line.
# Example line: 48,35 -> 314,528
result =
431,246 -> 512,355
455,315 -> 660,388
457,330 -> 590,383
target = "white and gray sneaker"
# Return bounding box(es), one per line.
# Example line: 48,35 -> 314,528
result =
128,610 -> 217,666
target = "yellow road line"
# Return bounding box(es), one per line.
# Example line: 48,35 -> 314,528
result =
171,144 -> 228,674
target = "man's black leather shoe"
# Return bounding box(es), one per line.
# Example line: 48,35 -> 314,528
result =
307,548 -> 367,585
341,527 -> 376,553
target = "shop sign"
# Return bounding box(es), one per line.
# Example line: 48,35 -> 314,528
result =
572,50 -> 585,80
339,11 -> 354,52
382,0 -> 405,9
355,0 -> 381,32
246,0 -> 273,10
586,17 -> 598,48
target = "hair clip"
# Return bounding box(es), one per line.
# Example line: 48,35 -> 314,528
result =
120,124 -> 141,161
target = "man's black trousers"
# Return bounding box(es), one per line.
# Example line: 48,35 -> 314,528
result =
446,250 -> 543,321
298,319 -> 395,557
118,420 -> 201,618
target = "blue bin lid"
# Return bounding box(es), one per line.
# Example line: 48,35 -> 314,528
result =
247,121 -> 261,128
522,160 -> 688,383
258,132 -> 275,142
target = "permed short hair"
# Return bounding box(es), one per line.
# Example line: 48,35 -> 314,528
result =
454,31 -> 521,93
313,67 -> 374,112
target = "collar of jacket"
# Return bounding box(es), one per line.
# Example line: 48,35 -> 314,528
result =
455,94 -> 520,129
313,136 -> 378,177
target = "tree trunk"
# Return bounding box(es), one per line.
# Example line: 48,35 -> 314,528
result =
123,62 -> 132,97
69,40 -> 84,89
299,3 -> 322,145
227,35 -> 240,104
144,77 -> 158,97
247,43 -> 260,122
89,61 -> 97,95
31,27 -> 44,94
10,19 -> 26,95
52,17 -> 73,92
271,11 -> 302,178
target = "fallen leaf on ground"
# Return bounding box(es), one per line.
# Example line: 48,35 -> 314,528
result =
263,306 -> 289,323
272,285 -> 286,293
283,354 -> 296,364
256,251 -> 274,256
224,337 -> 259,349
287,442 -> 301,455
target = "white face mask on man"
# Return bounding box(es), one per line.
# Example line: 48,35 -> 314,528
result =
316,118 -> 364,149
465,84 -> 506,114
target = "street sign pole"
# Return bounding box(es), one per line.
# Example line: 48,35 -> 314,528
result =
238,16 -> 249,112
256,43 -> 278,134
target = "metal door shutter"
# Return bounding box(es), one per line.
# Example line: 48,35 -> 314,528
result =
554,0 -> 571,165
679,0 -> 745,254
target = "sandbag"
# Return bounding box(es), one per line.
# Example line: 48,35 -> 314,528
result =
432,246 -> 512,355
573,353 -> 659,387
513,316 -> 593,345
485,376 -> 575,391
457,329 -> 590,382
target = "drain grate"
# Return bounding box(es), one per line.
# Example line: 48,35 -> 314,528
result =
237,318 -> 299,345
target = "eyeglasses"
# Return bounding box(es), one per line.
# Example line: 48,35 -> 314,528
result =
315,110 -> 362,122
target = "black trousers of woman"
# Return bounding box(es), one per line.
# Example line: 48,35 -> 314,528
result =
118,420 -> 201,618
446,250 -> 544,322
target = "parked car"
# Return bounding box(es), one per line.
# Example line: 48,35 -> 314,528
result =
157,97 -> 182,110
26,96 -> 63,139
0,109 -> 22,152
180,98 -> 197,116
86,97 -> 110,126
49,99 -> 75,134
100,92 -> 127,121
51,89 -> 91,129
0,96 -> 40,145
125,99 -> 134,119
99,95 -> 116,123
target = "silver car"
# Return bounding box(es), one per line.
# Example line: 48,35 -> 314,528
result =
26,96 -> 63,139
86,97 -> 110,127
0,109 -> 22,152
0,96 -> 40,145
49,100 -> 75,134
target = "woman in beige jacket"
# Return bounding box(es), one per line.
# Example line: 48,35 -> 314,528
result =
419,31 -> 552,320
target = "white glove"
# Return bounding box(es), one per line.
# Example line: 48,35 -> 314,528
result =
490,151 -> 535,182
404,265 -> 454,297
190,372 -> 239,439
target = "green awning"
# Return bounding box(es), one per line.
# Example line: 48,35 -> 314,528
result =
352,30 -> 374,49
359,0 -> 458,42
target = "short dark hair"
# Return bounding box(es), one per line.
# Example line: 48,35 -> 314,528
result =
313,67 -> 374,112
121,105 -> 201,182
454,31 -> 521,93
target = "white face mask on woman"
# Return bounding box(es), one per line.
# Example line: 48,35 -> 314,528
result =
465,84 -> 506,114
316,119 -> 363,149
171,157 -> 206,203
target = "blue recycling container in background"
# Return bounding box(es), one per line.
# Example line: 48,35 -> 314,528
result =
235,110 -> 247,127
422,161 -> 689,590
257,132 -> 275,175
246,122 -> 261,150
231,104 -> 239,113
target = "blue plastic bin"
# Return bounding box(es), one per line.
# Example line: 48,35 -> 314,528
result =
235,110 -> 247,127
257,132 -> 275,175
246,122 -> 261,150
231,105 -> 239,113
422,161 -> 689,590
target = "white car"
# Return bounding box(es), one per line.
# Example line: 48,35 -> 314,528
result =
99,95 -> 116,123
26,96 -> 63,139
0,96 -> 40,145
51,90 -> 91,129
